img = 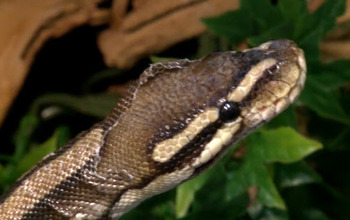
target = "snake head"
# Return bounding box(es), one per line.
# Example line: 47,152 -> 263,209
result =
149,39 -> 306,172
98,39 -> 307,218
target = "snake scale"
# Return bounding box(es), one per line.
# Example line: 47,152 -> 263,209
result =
0,39 -> 306,219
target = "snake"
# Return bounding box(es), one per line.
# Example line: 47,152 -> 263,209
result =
0,39 -> 306,219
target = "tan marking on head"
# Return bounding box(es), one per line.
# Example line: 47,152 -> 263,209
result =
228,58 -> 277,102
297,49 -> 307,74
258,41 -> 273,50
0,128 -> 106,219
242,110 -> 263,128
242,41 -> 272,52
152,108 -> 219,163
283,64 -> 300,86
275,98 -> 289,113
260,106 -> 276,121
239,45 -> 307,127
288,86 -> 301,103
192,118 -> 242,167
109,166 -> 194,219
268,81 -> 291,98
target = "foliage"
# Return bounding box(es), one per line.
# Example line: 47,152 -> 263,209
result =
0,0 -> 350,219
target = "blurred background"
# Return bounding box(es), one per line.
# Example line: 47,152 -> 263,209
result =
0,0 -> 350,219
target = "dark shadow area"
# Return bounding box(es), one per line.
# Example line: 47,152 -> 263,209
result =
0,25 -> 106,154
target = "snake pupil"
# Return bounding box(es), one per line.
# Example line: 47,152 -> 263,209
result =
219,101 -> 240,122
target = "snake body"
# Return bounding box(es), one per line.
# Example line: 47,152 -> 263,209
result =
0,40 -> 306,219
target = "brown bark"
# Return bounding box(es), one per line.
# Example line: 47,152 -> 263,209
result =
311,0 -> 350,61
0,0 -> 108,125
98,0 -> 240,69
1,0 -> 349,127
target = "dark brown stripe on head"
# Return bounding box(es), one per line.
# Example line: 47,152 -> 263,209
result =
154,120 -> 223,173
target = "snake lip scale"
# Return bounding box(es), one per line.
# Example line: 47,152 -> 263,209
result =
0,39 -> 306,219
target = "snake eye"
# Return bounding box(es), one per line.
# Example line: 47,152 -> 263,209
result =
219,101 -> 241,122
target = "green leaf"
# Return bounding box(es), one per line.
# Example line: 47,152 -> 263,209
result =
301,209 -> 331,220
175,166 -> 216,218
174,146 -> 241,218
121,190 -> 175,220
248,205 -> 288,220
307,0 -> 345,37
196,33 -> 231,57
226,156 -> 285,209
249,161 -> 286,209
204,0 -> 285,45
149,56 -> 177,63
15,130 -> 59,176
13,114 -> 40,162
248,22 -> 294,46
30,93 -> 119,119
181,163 -> 248,220
278,0 -> 308,22
299,75 -> 350,124
82,68 -> 123,92
266,106 -> 297,129
249,127 -> 322,163
248,1 -> 308,45
204,0 -> 345,65
226,127 -> 322,210
0,114 -> 39,191
297,0 -> 345,62
0,128 -> 65,191
275,162 -> 322,188
315,60 -> 350,89
203,10 -> 254,44
327,127 -> 350,150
